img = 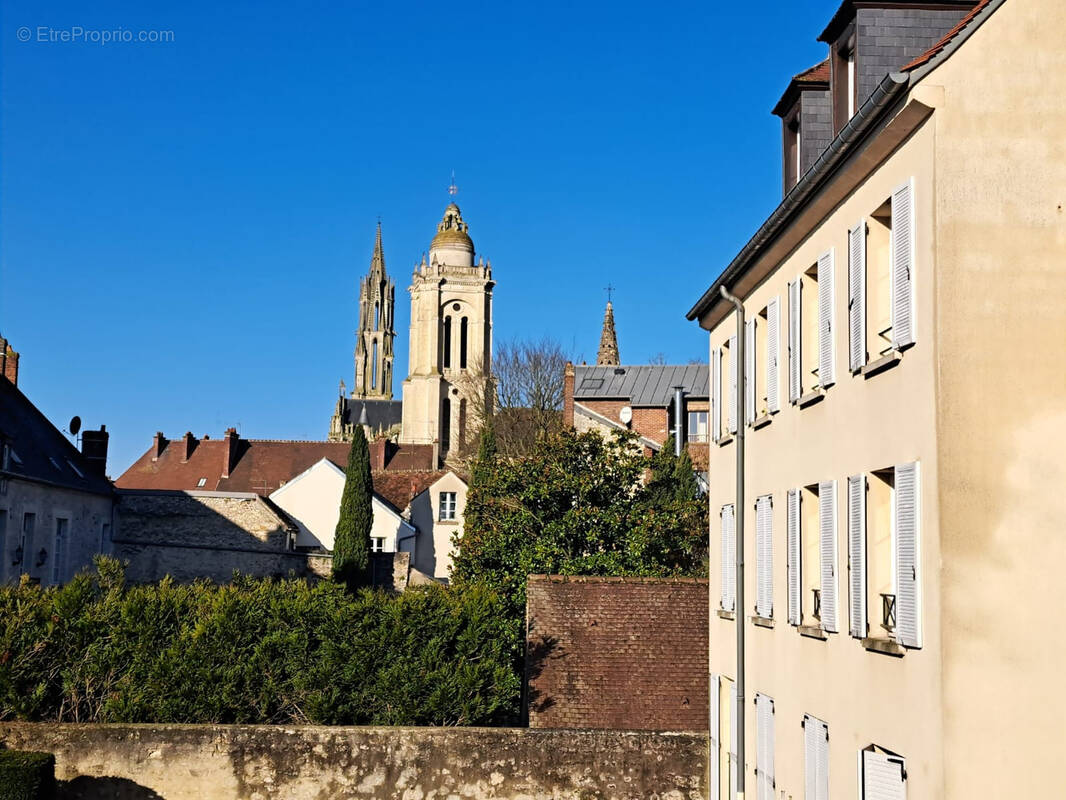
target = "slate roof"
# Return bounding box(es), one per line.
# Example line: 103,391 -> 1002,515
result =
573,364 -> 709,406
0,377 -> 112,496
338,398 -> 403,431
903,0 -> 992,70
115,436 -> 449,510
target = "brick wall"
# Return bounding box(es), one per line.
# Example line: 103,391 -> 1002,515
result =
574,399 -> 670,445
526,575 -> 708,731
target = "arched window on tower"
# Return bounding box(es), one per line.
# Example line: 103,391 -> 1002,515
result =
441,397 -> 452,453
460,317 -> 468,370
443,317 -> 452,369
374,301 -> 380,331
459,398 -> 467,448
372,340 -> 378,390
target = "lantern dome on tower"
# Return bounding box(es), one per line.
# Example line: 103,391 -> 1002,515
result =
430,203 -> 474,259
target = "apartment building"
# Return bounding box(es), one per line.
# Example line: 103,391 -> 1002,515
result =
687,1 -> 1065,797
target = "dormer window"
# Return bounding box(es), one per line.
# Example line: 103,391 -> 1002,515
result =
784,112 -> 801,189
832,32 -> 857,131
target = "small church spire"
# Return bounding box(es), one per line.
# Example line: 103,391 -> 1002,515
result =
597,291 -> 621,366
370,220 -> 385,275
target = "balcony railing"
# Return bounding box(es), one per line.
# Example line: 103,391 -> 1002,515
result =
812,588 -> 821,621
881,593 -> 897,632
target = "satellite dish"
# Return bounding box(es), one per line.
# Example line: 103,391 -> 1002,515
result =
619,406 -> 633,425
69,416 -> 82,436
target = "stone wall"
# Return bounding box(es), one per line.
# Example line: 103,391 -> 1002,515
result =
526,575 -> 709,731
0,723 -> 707,800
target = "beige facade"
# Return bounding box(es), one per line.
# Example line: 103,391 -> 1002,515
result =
692,2 -> 1066,798
408,470 -> 467,582
400,203 -> 493,463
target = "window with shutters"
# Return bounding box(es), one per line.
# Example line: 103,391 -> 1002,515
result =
755,693 -> 775,800
792,257 -> 832,402
715,339 -> 736,441
52,517 -> 69,584
801,265 -> 820,394
850,463 -> 921,652
720,504 -> 736,615
860,744 -> 907,799
867,201 -> 894,357
750,300 -> 780,424
800,484 -> 822,626
803,715 -> 830,800
755,495 -> 774,620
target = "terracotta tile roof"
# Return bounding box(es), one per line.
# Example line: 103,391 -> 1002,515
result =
115,435 -> 444,506
903,0 -> 992,71
772,59 -> 830,117
794,59 -> 830,84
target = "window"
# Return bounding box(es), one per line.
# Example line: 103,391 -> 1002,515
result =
373,301 -> 379,330
687,410 -> 708,443
441,398 -> 451,453
99,522 -> 111,553
0,509 -> 7,581
20,512 -> 35,572
49,457 -> 61,471
755,693 -> 775,800
439,491 -> 457,521
197,477 -> 207,488
65,459 -> 84,478
848,463 -> 921,648
787,482 -> 837,632
849,181 -> 916,372
709,674 -> 737,800
783,110 -> 801,191
720,504 -> 736,612
372,340 -> 379,389
803,714 -> 830,800
755,495 -> 773,618
459,317 -> 468,369
860,745 -> 907,799
712,337 -> 737,439
52,518 -> 68,584
370,537 -> 385,553
832,32 -> 856,132
442,317 -> 452,369
789,251 -> 834,402
747,299 -> 781,423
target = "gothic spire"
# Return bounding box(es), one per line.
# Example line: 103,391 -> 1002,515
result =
597,300 -> 620,366
370,221 -> 386,276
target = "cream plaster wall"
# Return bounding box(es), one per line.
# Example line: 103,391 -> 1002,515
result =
268,459 -> 415,553
704,110 -> 943,798
921,1 -> 1066,795
409,471 -> 467,582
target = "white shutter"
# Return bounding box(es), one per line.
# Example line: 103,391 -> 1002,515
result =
891,180 -> 915,349
788,279 -> 801,403
710,675 -> 721,800
728,335 -> 738,434
894,461 -> 921,648
756,694 -> 775,800
819,480 -> 838,633
712,347 -> 722,442
756,495 -> 773,618
721,505 -> 736,612
746,320 -> 756,424
730,682 -> 738,800
787,488 -> 801,626
804,715 -> 829,800
848,474 -> 867,639
767,297 -> 780,413
817,249 -> 835,388
849,220 -> 867,372
862,749 -> 907,800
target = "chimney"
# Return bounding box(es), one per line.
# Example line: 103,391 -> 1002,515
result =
80,425 -> 109,477
152,431 -> 167,461
222,427 -> 239,479
0,337 -> 18,387
181,432 -> 196,463
563,361 -> 575,427
369,437 -> 387,471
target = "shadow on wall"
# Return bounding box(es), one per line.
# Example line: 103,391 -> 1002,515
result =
524,634 -> 560,719
59,776 -> 166,799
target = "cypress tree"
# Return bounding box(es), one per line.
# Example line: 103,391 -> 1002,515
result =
333,426 -> 373,589
471,422 -> 498,488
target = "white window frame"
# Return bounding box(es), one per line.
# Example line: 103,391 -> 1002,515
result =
52,515 -> 70,584
370,536 -> 386,553
439,491 -> 457,521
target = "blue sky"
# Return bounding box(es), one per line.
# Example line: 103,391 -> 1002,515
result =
1,1 -> 833,473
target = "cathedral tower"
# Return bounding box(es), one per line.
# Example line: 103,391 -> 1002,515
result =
353,223 -> 395,399
597,299 -> 620,366
400,203 -> 494,464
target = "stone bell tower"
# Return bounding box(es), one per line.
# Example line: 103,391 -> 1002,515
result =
353,222 -> 395,399
400,202 -> 494,464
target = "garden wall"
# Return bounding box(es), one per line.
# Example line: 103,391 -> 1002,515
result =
0,723 -> 706,800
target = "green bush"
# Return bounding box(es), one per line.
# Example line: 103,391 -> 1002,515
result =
0,559 -> 520,726
0,750 -> 55,800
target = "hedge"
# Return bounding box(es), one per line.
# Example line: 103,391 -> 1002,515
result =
0,558 -> 521,726
0,750 -> 55,800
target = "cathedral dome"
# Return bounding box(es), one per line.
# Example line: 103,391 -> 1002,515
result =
430,203 -> 474,254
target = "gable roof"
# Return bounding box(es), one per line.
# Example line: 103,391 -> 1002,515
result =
772,59 -> 831,118
0,377 -> 112,496
573,364 -> 708,405
903,0 -> 993,71
819,0 -> 979,44
371,469 -> 455,511
268,458 -> 416,523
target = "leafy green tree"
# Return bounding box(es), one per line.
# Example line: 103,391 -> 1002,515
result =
333,426 -> 373,589
470,422 -> 498,488
451,428 -> 706,620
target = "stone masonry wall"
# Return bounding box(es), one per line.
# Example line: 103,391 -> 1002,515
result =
526,576 -> 709,731
0,723 -> 707,800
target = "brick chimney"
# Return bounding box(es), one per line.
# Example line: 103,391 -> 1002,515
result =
563,361 -> 575,427
80,425 -> 109,477
222,427 -> 239,479
181,432 -> 196,463
369,437 -> 388,471
152,431 -> 167,461
0,337 -> 19,387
